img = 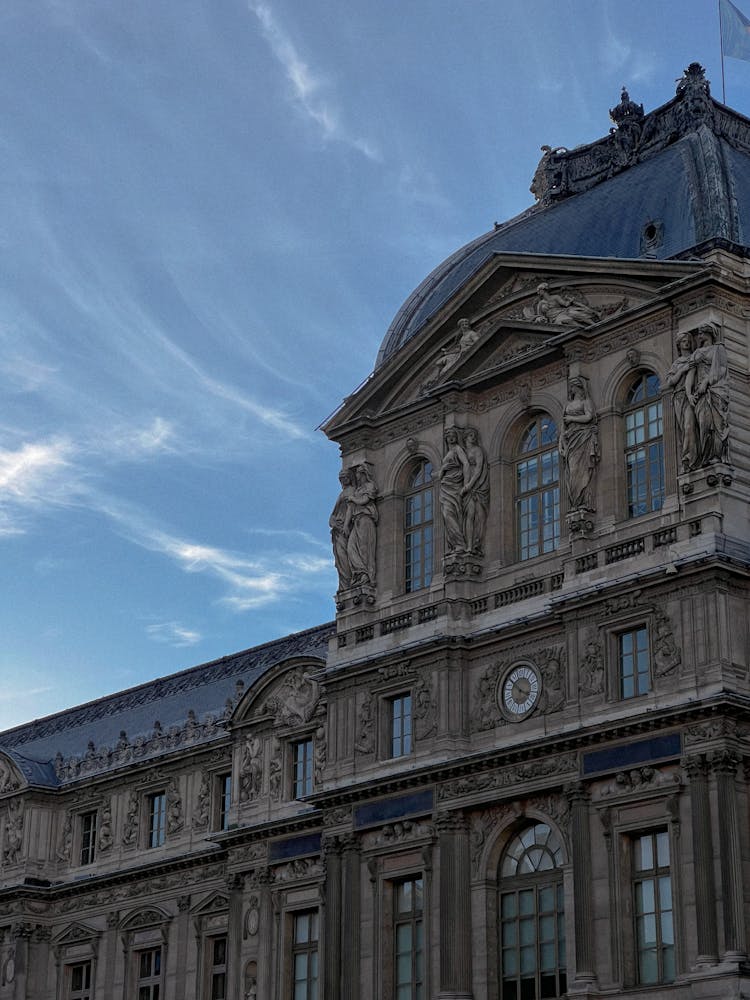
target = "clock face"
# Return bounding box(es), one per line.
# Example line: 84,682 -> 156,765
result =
500,664 -> 540,720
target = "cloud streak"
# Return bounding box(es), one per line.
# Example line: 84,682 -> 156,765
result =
248,1 -> 380,161
146,621 -> 202,647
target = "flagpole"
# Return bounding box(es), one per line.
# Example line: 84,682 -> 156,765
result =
720,0 -> 727,102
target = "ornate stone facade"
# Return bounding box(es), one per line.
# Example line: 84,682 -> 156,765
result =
3,65 -> 750,1000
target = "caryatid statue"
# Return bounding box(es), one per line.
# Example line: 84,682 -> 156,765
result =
330,468 -> 353,591
558,376 -> 599,510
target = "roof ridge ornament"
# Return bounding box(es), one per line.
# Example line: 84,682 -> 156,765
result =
609,86 -> 644,129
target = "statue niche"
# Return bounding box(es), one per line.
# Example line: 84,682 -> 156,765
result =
330,463 -> 378,607
439,427 -> 489,575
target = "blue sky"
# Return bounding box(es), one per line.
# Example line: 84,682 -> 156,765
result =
0,0 -> 748,729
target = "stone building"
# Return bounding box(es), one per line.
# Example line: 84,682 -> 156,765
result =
0,62 -> 749,999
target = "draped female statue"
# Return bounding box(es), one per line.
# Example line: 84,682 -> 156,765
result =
558,376 -> 599,510
686,324 -> 729,466
664,332 -> 698,472
461,428 -> 489,556
439,428 -> 470,554
346,464 -> 378,588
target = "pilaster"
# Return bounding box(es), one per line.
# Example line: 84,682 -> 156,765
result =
341,835 -> 361,1000
323,836 -> 342,1000
683,754 -> 718,965
567,783 -> 596,987
712,750 -> 746,961
436,813 -> 473,999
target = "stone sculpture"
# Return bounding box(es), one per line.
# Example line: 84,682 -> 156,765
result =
664,332 -> 699,472
579,640 -> 604,697
57,812 -> 73,862
3,800 -> 23,865
420,317 -> 481,391
98,799 -> 113,851
462,429 -> 489,556
439,427 -> 489,564
558,376 -> 599,510
240,735 -> 263,801
166,778 -> 183,835
346,464 -> 378,590
439,428 -> 470,556
525,283 -> 601,326
329,468 -> 353,591
194,772 -> 210,828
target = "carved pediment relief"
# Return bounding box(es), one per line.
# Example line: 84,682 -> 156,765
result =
191,891 -> 229,916
53,921 -> 100,947
254,668 -> 320,726
0,755 -> 22,795
119,906 -> 171,931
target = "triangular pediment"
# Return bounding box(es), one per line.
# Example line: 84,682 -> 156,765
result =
54,921 -> 101,946
325,254 -> 699,432
191,890 -> 229,915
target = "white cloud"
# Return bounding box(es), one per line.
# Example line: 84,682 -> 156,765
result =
248,1 -> 381,161
146,621 -> 202,647
0,439 -> 73,502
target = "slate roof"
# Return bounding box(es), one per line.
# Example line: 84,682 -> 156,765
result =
377,66 -> 750,367
0,622 -> 334,788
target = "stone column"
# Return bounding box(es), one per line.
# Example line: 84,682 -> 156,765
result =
226,874 -> 245,1000
11,922 -> 33,1000
436,813 -> 473,998
341,836 -> 361,1000
567,783 -> 596,984
683,755 -> 718,965
713,751 -> 747,960
323,837 -> 342,1000
104,911 -> 120,998
256,869 -> 274,1000
174,895 -> 190,998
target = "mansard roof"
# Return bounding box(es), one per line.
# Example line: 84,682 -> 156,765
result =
378,62 -> 750,368
0,621 -> 333,788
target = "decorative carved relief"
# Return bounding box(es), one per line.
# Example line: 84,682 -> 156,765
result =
0,759 -> 19,796
559,376 -> 599,511
55,862 -> 226,913
259,670 -> 320,727
244,896 -> 260,938
665,324 -> 729,471
361,820 -> 434,850
413,673 -> 438,739
240,736 -> 263,802
527,792 -> 571,843
474,644 -> 565,729
579,640 -> 604,698
599,766 -> 681,798
539,649 -> 566,714
272,858 -> 323,883
324,805 -> 352,826
684,718 -> 744,744
470,804 -> 520,875
268,740 -> 282,802
314,726 -> 327,785
122,790 -> 139,847
354,695 -> 374,755
231,843 -> 267,866
2,800 -> 23,866
653,609 -> 682,679
98,798 -> 113,852
194,772 -> 210,829
56,812 -> 73,863
521,283 -> 626,327
166,778 -> 183,835
437,753 -> 577,801
419,318 -> 481,393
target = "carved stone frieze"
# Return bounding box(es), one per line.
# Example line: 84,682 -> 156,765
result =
324,805 -> 353,826
230,843 -> 267,866
598,766 -> 681,799
193,772 -> 210,829
2,800 -> 23,866
476,361 -> 567,412
604,591 -> 642,616
272,858 -> 323,883
0,758 -> 20,796
379,661 -> 414,681
684,717 -> 746,745
360,819 -> 434,851
564,314 -> 671,365
437,753 -> 577,801
514,283 -> 627,327
257,669 -> 321,727
538,649 -> 566,714
55,862 -> 226,914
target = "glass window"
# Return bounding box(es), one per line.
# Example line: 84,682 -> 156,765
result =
67,961 -> 92,1000
216,773 -> 231,831
625,374 -> 664,518
136,947 -> 161,1000
292,739 -> 314,799
499,823 -> 566,999
619,627 -> 650,699
633,831 -> 675,985
405,461 -> 434,592
79,810 -> 97,866
394,877 -> 424,1000
209,936 -> 227,1000
292,911 -> 319,1000
389,694 -> 413,758
516,417 -> 560,561
148,792 -> 166,848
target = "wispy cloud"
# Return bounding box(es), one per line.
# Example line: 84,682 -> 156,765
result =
248,1 -> 381,161
146,621 -> 202,647
0,439 -> 74,502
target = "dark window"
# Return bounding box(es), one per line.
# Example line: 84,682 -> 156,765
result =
79,810 -> 97,866
148,792 -> 166,848
625,374 -> 664,517
619,627 -> 650,699
405,461 -> 434,592
633,831 -> 675,985
67,961 -> 92,1000
389,694 -> 413,758
292,739 -> 314,799
394,877 -> 424,1000
137,947 -> 161,1000
292,911 -> 319,1000
209,936 -> 227,1000
499,823 -> 566,999
516,417 -> 560,561
217,773 -> 231,831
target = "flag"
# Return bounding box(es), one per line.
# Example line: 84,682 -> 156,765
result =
721,0 -> 750,61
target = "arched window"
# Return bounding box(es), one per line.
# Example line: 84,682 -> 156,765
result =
499,823 -> 566,999
516,416 -> 560,561
404,460 -> 433,592
625,373 -> 664,518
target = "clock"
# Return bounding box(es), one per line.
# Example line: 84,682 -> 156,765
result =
500,664 -> 540,720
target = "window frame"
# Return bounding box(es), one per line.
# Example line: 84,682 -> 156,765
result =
403,459 -> 434,594
206,935 -> 228,1000
616,625 -> 651,700
623,372 -> 665,519
631,829 -> 675,986
387,693 -> 413,759
291,910 -> 319,1000
79,809 -> 98,867
134,946 -> 162,1000
514,414 -> 560,562
65,960 -> 93,1000
147,791 -> 167,849
291,738 -> 314,799
214,772 -> 232,832
393,876 -> 425,1000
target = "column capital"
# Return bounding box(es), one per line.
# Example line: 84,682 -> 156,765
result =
435,811 -> 468,835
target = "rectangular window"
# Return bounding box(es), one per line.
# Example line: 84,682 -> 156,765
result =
67,961 -> 92,1000
292,911 -> 319,1000
292,739 -> 314,799
209,936 -> 227,1000
79,810 -> 97,866
137,947 -> 162,1000
148,792 -> 167,848
619,627 -> 650,699
633,831 -> 674,985
405,486 -> 433,592
394,877 -> 424,1000
389,694 -> 412,758
216,773 -> 231,831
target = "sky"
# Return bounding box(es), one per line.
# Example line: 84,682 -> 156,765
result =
0,0 -> 749,730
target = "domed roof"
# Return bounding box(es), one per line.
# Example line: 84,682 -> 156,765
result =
377,63 -> 750,368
